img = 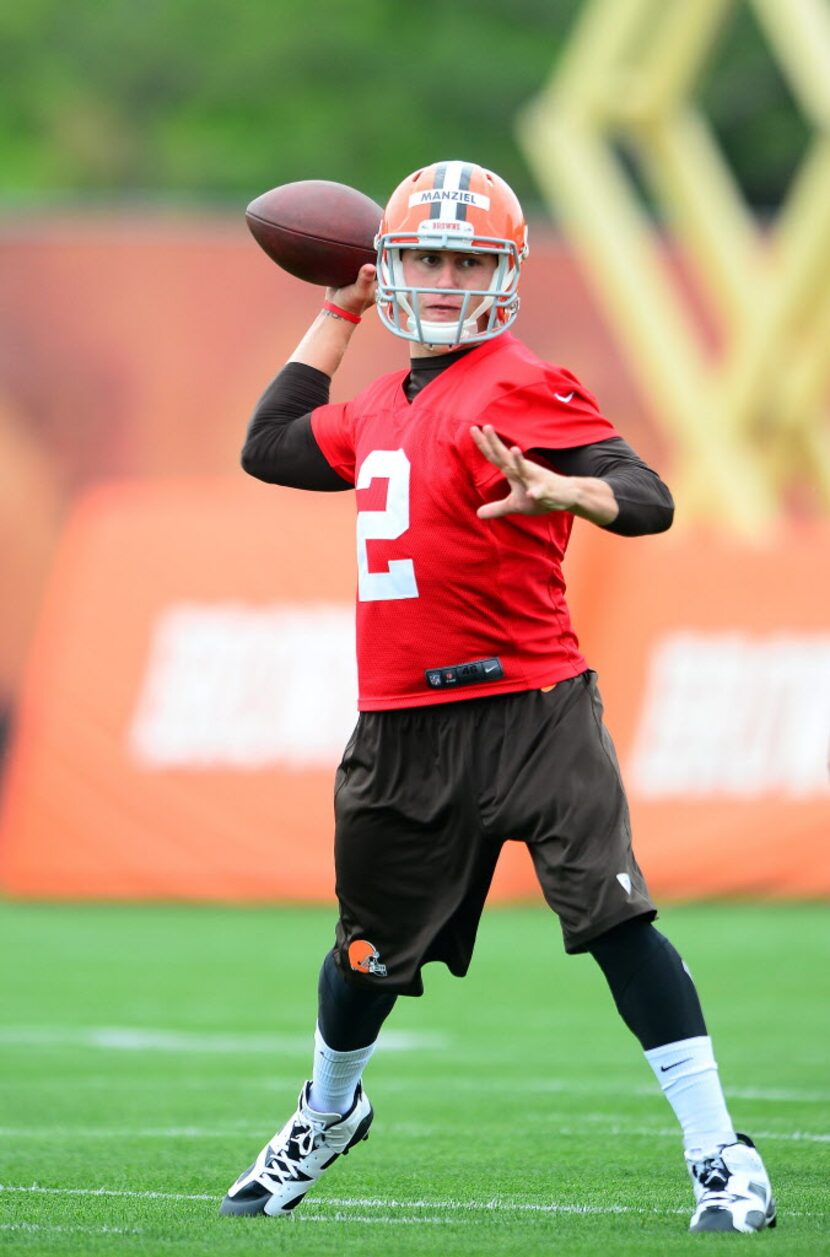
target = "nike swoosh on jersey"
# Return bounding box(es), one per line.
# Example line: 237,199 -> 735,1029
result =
554,391 -> 575,403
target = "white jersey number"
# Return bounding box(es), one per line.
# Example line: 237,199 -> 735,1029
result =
356,449 -> 419,602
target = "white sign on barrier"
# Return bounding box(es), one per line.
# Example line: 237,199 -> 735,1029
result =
629,632 -> 830,799
129,602 -> 358,770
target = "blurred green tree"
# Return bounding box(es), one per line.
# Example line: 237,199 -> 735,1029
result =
0,0 -> 808,212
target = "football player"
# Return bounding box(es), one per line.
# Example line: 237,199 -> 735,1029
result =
220,161 -> 775,1234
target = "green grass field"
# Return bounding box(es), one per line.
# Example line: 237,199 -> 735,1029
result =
0,900 -> 828,1256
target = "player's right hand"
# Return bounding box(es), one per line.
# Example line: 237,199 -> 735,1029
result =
471,424 -> 577,517
326,264 -> 377,317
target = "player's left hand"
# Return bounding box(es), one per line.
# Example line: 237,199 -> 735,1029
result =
470,424 -> 577,518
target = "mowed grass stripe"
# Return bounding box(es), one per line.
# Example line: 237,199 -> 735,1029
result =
0,1026 -> 446,1052
1,1124 -> 827,1142
0,1222 -> 144,1237
3,1069 -> 829,1103
0,1184 -> 704,1214
2,1185 -> 825,1223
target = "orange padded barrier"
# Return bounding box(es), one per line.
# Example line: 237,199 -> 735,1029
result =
0,479 -> 828,900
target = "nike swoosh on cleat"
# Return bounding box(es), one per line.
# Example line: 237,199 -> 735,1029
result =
554,391 -> 575,403
660,1057 -> 693,1072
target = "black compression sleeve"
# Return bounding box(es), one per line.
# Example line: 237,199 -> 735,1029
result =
317,951 -> 398,1051
589,917 -> 707,1050
240,362 -> 351,490
534,438 -> 674,536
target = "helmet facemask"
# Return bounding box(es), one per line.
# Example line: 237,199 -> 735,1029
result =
374,162 -> 528,349
375,229 -> 522,348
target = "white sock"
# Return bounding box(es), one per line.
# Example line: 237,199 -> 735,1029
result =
307,1024 -> 377,1117
645,1035 -> 736,1155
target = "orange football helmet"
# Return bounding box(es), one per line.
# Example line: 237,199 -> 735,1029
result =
374,160 -> 529,347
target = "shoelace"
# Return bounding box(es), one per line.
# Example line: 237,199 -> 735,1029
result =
260,1119 -> 328,1185
697,1158 -> 730,1193
694,1155 -> 741,1208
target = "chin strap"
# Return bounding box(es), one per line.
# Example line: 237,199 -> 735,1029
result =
410,316 -> 483,348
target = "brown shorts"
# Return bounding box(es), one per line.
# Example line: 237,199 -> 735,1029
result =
332,672 -> 655,995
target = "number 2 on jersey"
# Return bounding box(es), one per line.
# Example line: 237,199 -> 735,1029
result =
356,449 -> 419,602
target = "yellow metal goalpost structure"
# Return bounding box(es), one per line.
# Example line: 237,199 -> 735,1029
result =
518,0 -> 830,534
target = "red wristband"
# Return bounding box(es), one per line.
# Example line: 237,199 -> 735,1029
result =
322,300 -> 362,325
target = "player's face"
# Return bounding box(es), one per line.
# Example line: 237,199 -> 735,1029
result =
401,250 -> 499,324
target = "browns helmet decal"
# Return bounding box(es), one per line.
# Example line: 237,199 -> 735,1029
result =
348,939 -> 388,977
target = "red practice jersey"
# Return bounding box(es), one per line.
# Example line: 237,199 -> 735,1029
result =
311,332 -> 619,710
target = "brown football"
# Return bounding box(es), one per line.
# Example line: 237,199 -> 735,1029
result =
245,180 -> 383,287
